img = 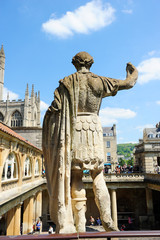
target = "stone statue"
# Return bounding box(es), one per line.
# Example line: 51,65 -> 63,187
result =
42,52 -> 138,233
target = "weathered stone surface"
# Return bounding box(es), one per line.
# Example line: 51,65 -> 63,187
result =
42,51 -> 138,233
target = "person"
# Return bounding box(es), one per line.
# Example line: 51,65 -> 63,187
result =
48,226 -> 54,234
36,220 -> 41,233
96,217 -> 101,226
43,51 -> 138,233
89,216 -> 95,226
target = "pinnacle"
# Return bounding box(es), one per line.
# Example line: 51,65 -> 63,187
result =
0,44 -> 5,56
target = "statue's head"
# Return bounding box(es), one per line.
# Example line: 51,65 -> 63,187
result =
72,51 -> 94,71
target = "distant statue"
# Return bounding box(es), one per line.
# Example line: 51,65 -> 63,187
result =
42,52 -> 138,233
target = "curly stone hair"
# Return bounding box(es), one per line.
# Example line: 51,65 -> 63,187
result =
72,51 -> 94,69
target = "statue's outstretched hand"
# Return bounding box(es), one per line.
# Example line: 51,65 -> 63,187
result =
125,62 -> 138,88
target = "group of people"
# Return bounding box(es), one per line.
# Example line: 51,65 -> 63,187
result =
89,216 -> 102,226
115,164 -> 134,174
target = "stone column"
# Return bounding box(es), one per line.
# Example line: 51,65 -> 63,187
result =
146,188 -> 154,215
28,196 -> 34,233
35,191 -> 42,220
6,207 -> 15,235
111,188 -> 118,228
23,198 -> 29,234
146,188 -> 155,228
23,197 -> 34,234
14,204 -> 21,235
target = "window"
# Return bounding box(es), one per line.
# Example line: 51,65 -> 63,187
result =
11,111 -> 23,127
2,153 -> 18,181
109,133 -> 113,136
148,134 -> 154,138
156,134 -> 160,138
0,112 -> 4,122
24,157 -> 31,177
106,141 -> 110,148
107,152 -> 111,161
103,133 -> 107,137
35,159 -> 39,175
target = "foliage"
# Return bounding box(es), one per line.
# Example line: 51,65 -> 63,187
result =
117,143 -> 136,158
117,143 -> 136,166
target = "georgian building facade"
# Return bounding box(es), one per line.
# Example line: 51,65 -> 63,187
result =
0,122 -> 46,235
103,124 -> 118,171
134,122 -> 160,173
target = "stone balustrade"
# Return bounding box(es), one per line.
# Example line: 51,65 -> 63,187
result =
83,172 -> 145,183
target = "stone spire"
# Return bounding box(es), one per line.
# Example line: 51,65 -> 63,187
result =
25,83 -> 29,97
0,44 -> 5,100
31,84 -> 34,96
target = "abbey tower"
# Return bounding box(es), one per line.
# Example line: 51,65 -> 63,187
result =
0,45 -> 42,148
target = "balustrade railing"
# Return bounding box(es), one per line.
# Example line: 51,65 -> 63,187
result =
0,231 -> 160,240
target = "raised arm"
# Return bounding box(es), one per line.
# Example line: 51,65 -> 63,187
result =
118,62 -> 138,90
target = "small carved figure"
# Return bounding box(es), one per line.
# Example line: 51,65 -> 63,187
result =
42,52 -> 138,233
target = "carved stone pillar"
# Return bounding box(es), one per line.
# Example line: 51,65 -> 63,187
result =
14,204 -> 21,235
111,188 -> 118,228
6,207 -> 15,235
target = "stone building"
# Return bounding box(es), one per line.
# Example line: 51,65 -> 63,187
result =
0,45 -> 42,148
0,122 -> 46,235
134,122 -> 160,173
103,124 -> 118,171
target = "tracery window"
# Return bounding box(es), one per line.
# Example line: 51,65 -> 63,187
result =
11,111 -> 23,127
2,153 -> 18,181
0,112 -> 4,122
24,157 -> 31,177
35,159 -> 39,175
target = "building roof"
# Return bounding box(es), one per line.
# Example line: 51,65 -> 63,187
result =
144,127 -> 160,138
0,122 -> 41,151
103,126 -> 114,134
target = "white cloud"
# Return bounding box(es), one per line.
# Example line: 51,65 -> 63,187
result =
156,101 -> 160,105
3,87 -> 19,101
135,124 -> 154,132
99,107 -> 136,126
137,57 -> 160,84
40,100 -> 49,112
122,9 -> 132,14
42,0 -> 116,38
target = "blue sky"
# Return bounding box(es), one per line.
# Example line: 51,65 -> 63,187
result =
1,0 -> 160,143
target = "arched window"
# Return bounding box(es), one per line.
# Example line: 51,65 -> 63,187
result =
0,112 -> 4,122
156,134 -> 160,138
24,157 -> 31,177
2,153 -> 18,181
11,111 -> 23,127
35,159 -> 39,175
